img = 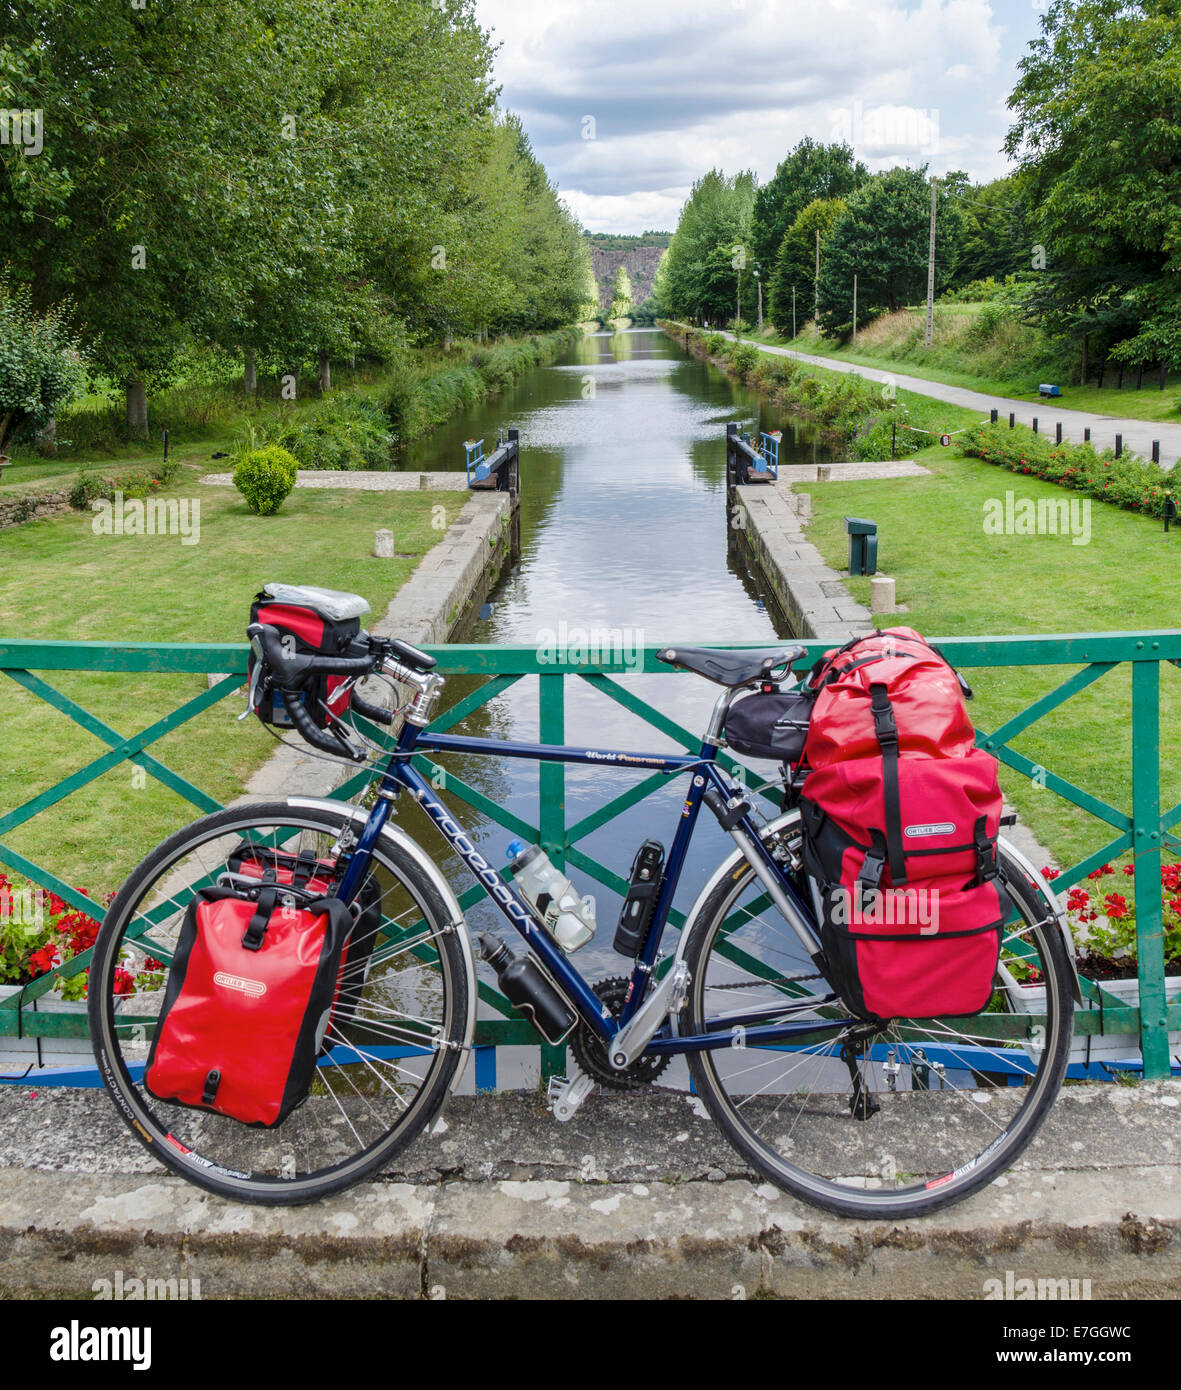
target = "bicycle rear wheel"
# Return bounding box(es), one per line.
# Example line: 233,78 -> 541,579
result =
681,824 -> 1073,1218
89,801 -> 470,1205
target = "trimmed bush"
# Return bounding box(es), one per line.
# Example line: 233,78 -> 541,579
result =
961,423 -> 1179,519
233,445 -> 298,514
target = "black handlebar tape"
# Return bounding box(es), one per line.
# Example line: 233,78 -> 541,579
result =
248,623 -> 376,680
350,690 -> 394,726
284,687 -> 367,761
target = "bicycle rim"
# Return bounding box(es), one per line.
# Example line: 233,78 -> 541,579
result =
89,803 -> 467,1204
683,845 -> 1073,1218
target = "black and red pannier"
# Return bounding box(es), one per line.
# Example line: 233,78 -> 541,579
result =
222,840 -> 381,1040
144,886 -> 354,1127
798,628 -> 1009,1020
248,583 -> 371,730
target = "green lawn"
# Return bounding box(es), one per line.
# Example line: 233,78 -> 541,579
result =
748,326 -> 1181,425
803,448 -> 1180,870
0,474 -> 466,894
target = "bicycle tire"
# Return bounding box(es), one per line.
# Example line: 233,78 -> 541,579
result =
680,821 -> 1073,1218
89,800 -> 470,1205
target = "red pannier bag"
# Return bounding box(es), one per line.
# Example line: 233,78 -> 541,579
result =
222,841 -> 381,1039
798,629 -> 1009,1020
144,886 -> 353,1127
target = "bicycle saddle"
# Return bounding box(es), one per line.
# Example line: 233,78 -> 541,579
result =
656,644 -> 808,687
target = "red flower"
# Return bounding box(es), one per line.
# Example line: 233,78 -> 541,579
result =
1123,864 -> 1136,876
1102,892 -> 1131,921
1087,863 -> 1115,879
1042,866 -> 1060,881
112,966 -> 136,997
28,943 -> 60,976
1066,887 -> 1092,912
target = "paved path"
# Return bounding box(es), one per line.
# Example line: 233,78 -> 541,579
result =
200,469 -> 466,490
696,327 -> 1181,468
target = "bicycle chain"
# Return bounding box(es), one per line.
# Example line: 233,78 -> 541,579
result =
709,971 -> 825,990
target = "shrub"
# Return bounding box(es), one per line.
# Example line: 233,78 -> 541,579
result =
0,279 -> 87,454
705,333 -> 725,355
728,343 -> 760,375
233,445 -> 298,514
272,395 -> 392,471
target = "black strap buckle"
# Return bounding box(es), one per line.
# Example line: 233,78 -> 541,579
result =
869,684 -> 898,748
241,886 -> 279,952
201,1069 -> 222,1107
973,816 -> 999,883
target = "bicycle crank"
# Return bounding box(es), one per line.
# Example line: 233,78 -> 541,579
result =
572,977 -> 673,1090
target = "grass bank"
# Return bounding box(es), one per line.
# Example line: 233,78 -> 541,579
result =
747,304 -> 1181,424
0,468 -> 466,893
802,448 -> 1179,870
2,326 -> 585,499
665,321 -> 984,460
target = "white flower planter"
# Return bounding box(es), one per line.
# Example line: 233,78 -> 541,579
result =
0,984 -> 94,1074
1005,971 -> 1181,1067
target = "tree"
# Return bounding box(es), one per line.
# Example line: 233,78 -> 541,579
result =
817,169 -> 963,337
767,198 -> 846,333
609,266 -> 633,321
659,170 -> 757,321
950,177 -> 1033,286
1004,0 -> 1181,366
750,138 -> 869,272
0,282 -> 85,453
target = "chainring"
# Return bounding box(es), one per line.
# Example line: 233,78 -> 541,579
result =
571,976 -> 672,1090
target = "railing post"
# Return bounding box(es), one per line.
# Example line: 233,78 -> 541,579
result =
508,426 -> 519,495
538,673 -> 565,870
1131,659 -> 1170,1079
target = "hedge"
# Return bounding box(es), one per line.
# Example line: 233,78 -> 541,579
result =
960,422 -> 1179,519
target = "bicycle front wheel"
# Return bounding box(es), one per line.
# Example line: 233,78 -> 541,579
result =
681,830 -> 1074,1218
89,800 -> 470,1205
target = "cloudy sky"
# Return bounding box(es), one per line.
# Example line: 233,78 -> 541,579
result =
472,0 -> 1047,233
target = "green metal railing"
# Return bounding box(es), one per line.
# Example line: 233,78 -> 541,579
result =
2,632 -> 1179,1080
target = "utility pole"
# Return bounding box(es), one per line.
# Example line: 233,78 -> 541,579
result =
925,176 -> 937,349
853,273 -> 858,346
814,229 -> 820,337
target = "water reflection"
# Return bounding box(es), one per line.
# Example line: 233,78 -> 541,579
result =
393,329 -> 835,983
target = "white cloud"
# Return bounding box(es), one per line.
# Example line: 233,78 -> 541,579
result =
474,0 -> 1037,232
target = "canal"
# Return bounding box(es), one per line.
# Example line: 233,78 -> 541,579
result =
396,327 -> 835,1060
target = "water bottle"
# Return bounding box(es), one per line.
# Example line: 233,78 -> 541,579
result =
506,840 -> 596,952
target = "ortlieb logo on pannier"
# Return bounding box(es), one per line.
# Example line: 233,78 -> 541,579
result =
798,627 -> 1009,1021
247,582 -> 371,730
144,886 -> 354,1127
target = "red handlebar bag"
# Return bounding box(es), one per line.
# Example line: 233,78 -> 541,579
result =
145,886 -> 353,1127
249,587 -> 365,730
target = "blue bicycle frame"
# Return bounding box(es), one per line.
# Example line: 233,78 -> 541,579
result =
335,716 -> 845,1058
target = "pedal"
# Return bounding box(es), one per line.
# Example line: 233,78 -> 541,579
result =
547,1072 -> 595,1122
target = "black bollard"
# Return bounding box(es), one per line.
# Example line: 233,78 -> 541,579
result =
1115,434 -> 1123,458
990,409 -> 998,425
1056,422 -> 1062,445
1033,417 -> 1039,435
1166,493 -> 1177,533
1153,440 -> 1160,464
1085,428 -> 1091,442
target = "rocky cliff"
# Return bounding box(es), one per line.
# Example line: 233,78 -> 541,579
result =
589,243 -> 665,314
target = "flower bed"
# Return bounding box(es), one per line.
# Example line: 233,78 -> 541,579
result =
961,422 -> 1179,519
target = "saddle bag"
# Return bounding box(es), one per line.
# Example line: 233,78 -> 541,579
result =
144,885 -> 354,1127
724,689 -> 814,765
798,628 -> 1009,1020
248,583 -> 371,730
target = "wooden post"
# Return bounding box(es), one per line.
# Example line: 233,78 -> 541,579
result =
891,422 -> 897,460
